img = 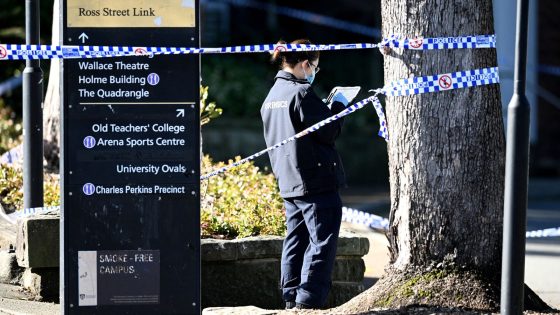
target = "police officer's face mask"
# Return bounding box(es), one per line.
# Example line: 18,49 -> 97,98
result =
303,67 -> 315,84
304,61 -> 318,84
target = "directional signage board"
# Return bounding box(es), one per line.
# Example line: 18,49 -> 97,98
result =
61,1 -> 200,314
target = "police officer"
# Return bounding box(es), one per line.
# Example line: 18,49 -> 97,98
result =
260,39 -> 350,309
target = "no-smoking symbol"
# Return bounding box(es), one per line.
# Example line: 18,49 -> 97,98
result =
438,75 -> 452,89
409,38 -> 423,49
135,48 -> 148,56
274,45 -> 287,53
0,46 -> 7,59
134,47 -> 153,58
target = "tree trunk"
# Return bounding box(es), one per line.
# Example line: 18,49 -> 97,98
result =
337,0 -> 551,312
43,0 -> 60,171
382,0 -> 503,276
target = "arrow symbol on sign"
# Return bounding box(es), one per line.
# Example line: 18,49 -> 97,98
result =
176,109 -> 185,117
78,33 -> 89,43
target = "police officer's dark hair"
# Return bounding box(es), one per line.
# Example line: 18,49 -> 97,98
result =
271,39 -> 320,68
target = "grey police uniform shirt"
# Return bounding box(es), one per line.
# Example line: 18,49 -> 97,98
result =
260,70 -> 346,199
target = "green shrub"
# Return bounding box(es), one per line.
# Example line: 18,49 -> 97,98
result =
201,155 -> 286,239
200,86 -> 223,126
0,105 -> 22,155
0,164 -> 60,213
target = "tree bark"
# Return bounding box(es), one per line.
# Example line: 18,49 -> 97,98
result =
382,0 -> 503,273
43,0 -> 60,171
337,0 -> 552,312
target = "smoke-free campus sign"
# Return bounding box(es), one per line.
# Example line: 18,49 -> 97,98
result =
78,250 -> 160,306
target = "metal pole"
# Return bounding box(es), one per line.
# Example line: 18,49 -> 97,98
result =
23,0 -> 44,209
501,0 -> 530,313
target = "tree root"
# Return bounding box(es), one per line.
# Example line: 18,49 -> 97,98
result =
334,267 -> 554,314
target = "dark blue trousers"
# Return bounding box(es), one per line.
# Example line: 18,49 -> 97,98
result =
280,191 -> 342,308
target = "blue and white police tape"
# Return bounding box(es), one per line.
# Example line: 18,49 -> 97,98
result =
342,206 -> 389,231
378,67 -> 500,97
371,97 -> 389,141
202,66 -> 499,179
0,205 -> 60,225
341,206 -> 560,239
387,34 -> 495,50
0,34 -> 496,61
526,227 -> 560,238
201,95 -> 381,180
0,144 -> 23,165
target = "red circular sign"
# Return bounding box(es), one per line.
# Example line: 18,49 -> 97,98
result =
134,47 -> 153,58
409,38 -> 423,48
274,45 -> 287,53
438,75 -> 452,89
134,48 -> 148,56
0,46 -> 7,59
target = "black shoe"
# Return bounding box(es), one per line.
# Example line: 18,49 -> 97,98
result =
295,303 -> 313,309
285,301 -> 296,310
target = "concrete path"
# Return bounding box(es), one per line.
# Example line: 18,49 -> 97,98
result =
0,284 -> 56,315
0,284 -> 33,301
0,297 -> 58,315
525,200 -> 560,308
526,241 -> 560,307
